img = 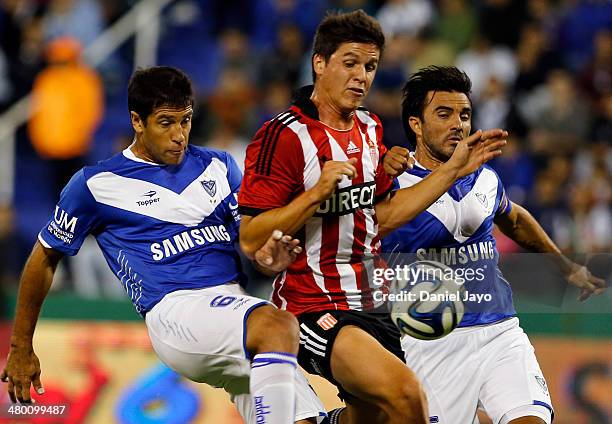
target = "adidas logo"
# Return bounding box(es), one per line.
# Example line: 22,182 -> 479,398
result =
346,140 -> 360,155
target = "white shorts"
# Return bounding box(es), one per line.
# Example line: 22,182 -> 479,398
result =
145,283 -> 326,423
402,318 -> 553,424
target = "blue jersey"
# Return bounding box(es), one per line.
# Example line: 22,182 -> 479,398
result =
381,162 -> 515,327
39,145 -> 246,316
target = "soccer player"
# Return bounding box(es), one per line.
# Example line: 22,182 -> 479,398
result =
382,66 -> 607,424
0,66 -> 326,424
238,11 -> 507,424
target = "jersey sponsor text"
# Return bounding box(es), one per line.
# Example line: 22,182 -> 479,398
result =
136,197 -> 160,207
415,240 -> 495,265
54,206 -> 78,232
49,206 -> 79,244
150,225 -> 231,261
314,182 -> 376,216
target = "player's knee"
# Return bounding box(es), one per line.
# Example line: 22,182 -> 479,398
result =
247,306 -> 300,355
271,309 -> 300,345
381,373 -> 428,423
254,308 -> 300,354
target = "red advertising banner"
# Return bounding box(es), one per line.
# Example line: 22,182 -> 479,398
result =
0,321 -> 610,423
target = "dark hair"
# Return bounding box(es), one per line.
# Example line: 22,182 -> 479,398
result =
311,9 -> 385,82
401,66 -> 472,149
128,66 -> 194,124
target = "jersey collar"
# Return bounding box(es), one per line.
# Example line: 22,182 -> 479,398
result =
123,143 -> 164,166
411,152 -> 429,172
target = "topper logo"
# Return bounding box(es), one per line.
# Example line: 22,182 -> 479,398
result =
137,191 -> 160,207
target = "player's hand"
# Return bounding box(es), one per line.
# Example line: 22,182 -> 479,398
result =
383,146 -> 414,177
1,346 -> 44,404
564,263 -> 607,302
254,230 -> 302,275
311,158 -> 358,202
446,129 -> 507,178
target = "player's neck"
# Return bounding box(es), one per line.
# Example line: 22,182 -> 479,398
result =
310,89 -> 354,131
414,148 -> 444,171
130,137 -> 158,164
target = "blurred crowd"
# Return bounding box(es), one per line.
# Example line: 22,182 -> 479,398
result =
0,0 -> 610,293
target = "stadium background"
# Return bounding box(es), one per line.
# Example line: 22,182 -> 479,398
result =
0,0 -> 610,422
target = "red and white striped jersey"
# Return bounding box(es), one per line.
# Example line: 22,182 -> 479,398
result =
239,87 -> 392,316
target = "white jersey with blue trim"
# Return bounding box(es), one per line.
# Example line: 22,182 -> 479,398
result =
381,162 -> 515,327
38,145 -> 246,316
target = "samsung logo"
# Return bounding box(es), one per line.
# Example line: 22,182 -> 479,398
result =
150,225 -> 231,260
416,241 -> 495,265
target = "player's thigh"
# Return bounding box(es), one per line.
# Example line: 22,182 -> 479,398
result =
145,287 -> 268,393
403,331 -> 482,424
479,324 -> 553,424
331,325 -> 424,409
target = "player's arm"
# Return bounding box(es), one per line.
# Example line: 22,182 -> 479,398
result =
1,241 -> 64,403
376,161 -> 461,237
377,129 -> 507,237
494,201 -> 606,300
240,192 -> 323,260
239,158 -> 358,259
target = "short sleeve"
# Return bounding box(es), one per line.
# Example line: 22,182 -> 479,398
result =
38,169 -> 99,256
238,116 -> 303,216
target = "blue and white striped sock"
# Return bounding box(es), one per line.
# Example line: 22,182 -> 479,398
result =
250,352 -> 297,424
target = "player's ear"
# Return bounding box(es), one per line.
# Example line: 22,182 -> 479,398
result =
408,116 -> 422,139
313,54 -> 326,78
131,111 -> 145,134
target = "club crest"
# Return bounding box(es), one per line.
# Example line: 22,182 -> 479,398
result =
317,313 -> 338,330
201,180 -> 216,197
475,193 -> 488,208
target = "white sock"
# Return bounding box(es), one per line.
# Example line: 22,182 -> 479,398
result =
250,352 -> 297,424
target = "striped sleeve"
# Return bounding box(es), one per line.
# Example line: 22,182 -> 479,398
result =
497,188 -> 512,215
495,173 -> 512,215
489,165 -> 512,216
238,111 -> 304,216
223,152 -> 242,233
